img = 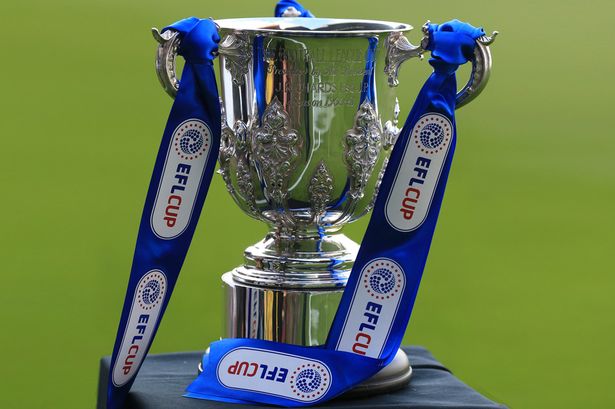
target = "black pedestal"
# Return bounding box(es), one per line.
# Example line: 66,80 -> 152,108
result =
97,346 -> 506,409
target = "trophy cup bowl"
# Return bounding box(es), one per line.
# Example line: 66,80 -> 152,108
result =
153,17 -> 495,394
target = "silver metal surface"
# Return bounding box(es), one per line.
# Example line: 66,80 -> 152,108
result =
345,349 -> 412,397
216,17 -> 412,35
215,19 -> 407,243
383,98 -> 401,150
384,31 -> 425,87
211,20 -> 408,304
455,30 -> 499,108
223,272 -> 412,393
211,20 -> 417,392
344,101 -> 383,202
218,32 -> 252,86
152,28 -> 180,98
223,273 -> 344,345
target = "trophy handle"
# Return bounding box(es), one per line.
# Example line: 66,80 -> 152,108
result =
152,28 -> 181,99
152,24 -> 223,98
456,30 -> 498,108
154,23 -> 498,106
385,22 -> 498,109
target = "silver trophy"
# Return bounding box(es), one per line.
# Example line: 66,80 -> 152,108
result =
152,17 -> 496,394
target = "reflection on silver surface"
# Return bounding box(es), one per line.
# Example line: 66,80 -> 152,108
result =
217,19 -> 404,239
215,17 -> 412,35
344,101 -> 383,202
213,19 -> 411,353
224,273 -> 344,346
219,32 -> 252,85
384,31 -> 424,87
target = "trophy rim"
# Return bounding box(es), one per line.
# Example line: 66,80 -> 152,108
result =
216,17 -> 413,36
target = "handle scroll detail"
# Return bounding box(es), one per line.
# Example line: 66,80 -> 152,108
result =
385,22 -> 498,109
384,31 -> 426,87
456,30 -> 498,108
152,28 -> 181,99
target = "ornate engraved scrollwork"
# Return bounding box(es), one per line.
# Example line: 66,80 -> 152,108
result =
219,32 -> 252,86
218,100 -> 236,193
218,99 -> 258,214
384,32 -> 424,87
236,157 -> 256,205
383,97 -> 401,150
365,157 -> 389,214
309,161 -> 334,222
232,121 -> 259,212
344,101 -> 382,200
252,98 -> 302,204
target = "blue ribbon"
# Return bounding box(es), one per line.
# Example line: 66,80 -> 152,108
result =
106,3 -> 486,407
106,17 -> 220,409
275,0 -> 314,17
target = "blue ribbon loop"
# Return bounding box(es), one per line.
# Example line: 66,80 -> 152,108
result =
106,3 -> 486,407
275,0 -> 315,17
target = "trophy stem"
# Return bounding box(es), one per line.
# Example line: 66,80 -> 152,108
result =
233,230 -> 358,289
224,230 -> 357,344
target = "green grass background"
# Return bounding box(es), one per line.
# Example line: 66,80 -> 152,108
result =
1,0 -> 614,407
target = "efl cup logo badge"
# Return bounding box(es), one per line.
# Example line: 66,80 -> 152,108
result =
173,120 -> 210,160
385,113 -> 453,232
151,119 -> 213,239
112,270 -> 167,386
217,348 -> 331,403
336,258 -> 405,358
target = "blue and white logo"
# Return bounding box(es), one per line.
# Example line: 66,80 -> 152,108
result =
295,368 -> 322,394
336,258 -> 405,358
151,119 -> 212,239
136,272 -> 166,311
419,122 -> 445,149
141,280 -> 161,305
179,128 -> 205,155
172,119 -> 211,160
217,348 -> 331,403
369,268 -> 396,295
363,260 -> 403,300
112,270 -> 167,386
385,113 -> 453,232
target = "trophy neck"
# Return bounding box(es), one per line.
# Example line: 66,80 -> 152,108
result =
231,231 -> 359,289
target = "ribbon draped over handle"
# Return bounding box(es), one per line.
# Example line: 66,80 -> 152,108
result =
152,20 -> 497,109
385,20 -> 498,108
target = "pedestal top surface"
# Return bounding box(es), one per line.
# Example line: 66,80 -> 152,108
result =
97,346 -> 506,409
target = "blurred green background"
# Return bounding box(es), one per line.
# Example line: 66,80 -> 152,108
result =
1,0 -> 614,408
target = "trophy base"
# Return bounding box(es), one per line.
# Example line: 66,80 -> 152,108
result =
197,348 -> 412,397
218,272 -> 413,396
343,348 -> 412,397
